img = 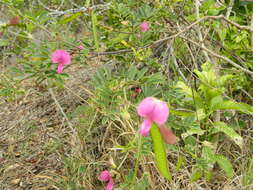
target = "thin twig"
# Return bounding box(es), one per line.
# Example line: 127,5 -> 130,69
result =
47,3 -> 111,16
226,0 -> 234,18
153,15 -> 252,45
48,87 -> 76,134
179,35 -> 253,76
88,48 -> 133,59
195,0 -> 210,62
169,42 -> 187,82
47,81 -> 81,155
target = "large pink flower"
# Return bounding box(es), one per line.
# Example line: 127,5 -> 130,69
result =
137,97 -> 169,136
51,49 -> 71,73
99,170 -> 114,190
137,97 -> 176,144
140,21 -> 149,32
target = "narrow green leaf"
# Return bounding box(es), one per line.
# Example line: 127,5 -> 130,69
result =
170,108 -> 195,117
175,81 -> 192,97
176,154 -> 184,171
202,146 -> 216,164
91,10 -> 99,51
0,39 -> 9,47
215,155 -> 234,178
213,122 -> 243,148
181,126 -> 205,139
210,96 -> 253,114
85,0 -> 91,7
190,169 -> 202,182
150,123 -> 172,180
58,12 -> 82,24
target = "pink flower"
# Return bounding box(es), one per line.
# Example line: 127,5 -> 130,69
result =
140,21 -> 149,32
137,97 -> 177,143
134,87 -> 142,94
51,49 -> 71,73
78,45 -> 84,50
99,170 -> 114,190
137,97 -> 169,136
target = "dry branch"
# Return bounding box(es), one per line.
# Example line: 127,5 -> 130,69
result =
179,35 -> 253,76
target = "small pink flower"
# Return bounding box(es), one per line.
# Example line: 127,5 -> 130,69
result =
99,170 -> 114,190
137,97 -> 169,136
134,87 -> 142,94
140,21 -> 149,32
51,49 -> 71,73
78,45 -> 84,50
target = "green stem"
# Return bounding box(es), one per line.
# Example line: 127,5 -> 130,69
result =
131,135 -> 142,186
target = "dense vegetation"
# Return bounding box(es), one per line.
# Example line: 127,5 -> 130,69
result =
0,0 -> 253,189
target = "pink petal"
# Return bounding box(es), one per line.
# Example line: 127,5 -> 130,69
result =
106,178 -> 114,190
99,170 -> 111,181
78,45 -> 84,50
139,119 -> 152,136
137,97 -> 156,118
51,49 -> 71,65
140,22 -> 149,32
150,100 -> 169,125
159,125 -> 177,144
57,63 -> 64,73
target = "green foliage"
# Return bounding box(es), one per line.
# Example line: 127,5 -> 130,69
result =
174,61 -> 252,180
0,74 -> 24,101
150,123 -> 171,180
213,122 -> 243,147
215,154 -> 234,178
1,0 -> 253,188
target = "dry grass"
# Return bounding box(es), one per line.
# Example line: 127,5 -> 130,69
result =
1,60 -> 252,189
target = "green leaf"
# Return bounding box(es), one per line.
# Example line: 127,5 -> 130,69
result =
0,39 -> 9,47
91,10 -> 99,51
58,12 -> 82,24
210,95 -> 223,111
170,108 -> 195,117
176,154 -> 184,171
175,81 -> 192,97
202,145 -> 216,164
215,155 -> 234,178
190,169 -> 202,182
210,96 -> 253,114
150,123 -> 172,180
181,126 -> 205,139
213,122 -> 243,148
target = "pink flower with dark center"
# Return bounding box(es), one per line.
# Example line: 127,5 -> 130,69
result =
51,49 -> 71,73
140,21 -> 149,32
99,170 -> 114,190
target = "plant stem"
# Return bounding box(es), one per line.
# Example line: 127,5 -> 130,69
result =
91,10 -> 99,51
131,135 -> 142,186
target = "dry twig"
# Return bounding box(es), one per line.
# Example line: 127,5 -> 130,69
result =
179,35 -> 253,76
